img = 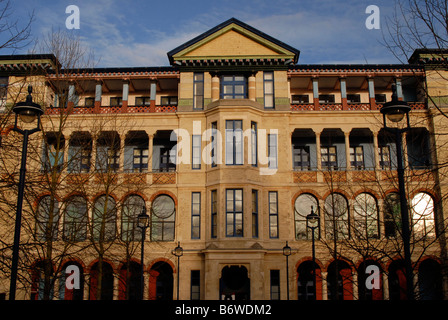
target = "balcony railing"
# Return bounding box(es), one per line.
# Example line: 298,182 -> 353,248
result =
291,102 -> 426,111
44,104 -> 178,115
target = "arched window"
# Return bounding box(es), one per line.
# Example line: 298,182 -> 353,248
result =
93,195 -> 117,241
383,192 -> 401,238
294,194 -> 319,240
388,260 -> 407,300
63,196 -> 87,242
59,262 -> 84,300
121,195 -> 145,241
411,192 -> 435,239
353,193 -> 379,239
36,196 -> 59,241
324,193 -> 349,239
150,194 -> 175,241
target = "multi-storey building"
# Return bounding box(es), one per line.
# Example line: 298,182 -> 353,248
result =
0,18 -> 446,300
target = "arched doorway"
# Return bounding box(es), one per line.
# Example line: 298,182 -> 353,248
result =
418,259 -> 443,300
219,266 -> 250,300
148,261 -> 173,300
297,260 -> 322,300
327,260 -> 353,300
89,261 -> 114,300
119,261 -> 142,300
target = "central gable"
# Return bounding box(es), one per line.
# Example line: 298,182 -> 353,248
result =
167,18 -> 300,67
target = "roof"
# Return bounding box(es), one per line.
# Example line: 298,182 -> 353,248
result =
167,18 -> 301,66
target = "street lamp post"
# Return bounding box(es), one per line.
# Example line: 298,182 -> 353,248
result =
306,206 -> 320,301
137,206 -> 149,300
172,241 -> 183,300
282,241 -> 291,300
380,84 -> 414,300
9,86 -> 43,300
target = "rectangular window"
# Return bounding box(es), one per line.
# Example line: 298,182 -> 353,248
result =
226,189 -> 243,237
350,146 -> 364,170
68,145 -> 91,173
268,134 -> 278,169
270,270 -> 280,300
226,120 -> 243,165
264,71 -> 274,108
347,94 -> 361,103
84,97 -> 95,107
191,192 -> 201,239
251,122 -> 257,167
161,96 -> 178,106
191,270 -> 200,300
110,97 -> 122,106
211,190 -> 217,238
321,146 -> 338,170
221,75 -> 247,99
293,145 -> 311,171
192,135 -> 201,170
211,122 -> 217,167
379,146 -> 391,169
159,147 -> 176,172
97,146 -> 119,172
194,73 -> 204,110
0,77 -> 7,111
133,148 -> 148,172
375,94 -> 387,103
252,190 -> 258,238
269,191 -> 279,238
291,94 -> 309,104
319,94 -> 335,104
135,96 -> 151,106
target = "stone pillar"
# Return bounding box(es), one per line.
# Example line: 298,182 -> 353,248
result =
373,132 -> 380,170
312,77 -> 319,110
345,131 -> 351,170
122,80 -> 129,111
94,80 -> 102,112
395,77 -> 403,101
211,73 -> 220,102
315,131 -> 322,171
248,72 -> 256,101
368,77 -> 376,109
340,77 -> 347,110
150,80 -> 157,112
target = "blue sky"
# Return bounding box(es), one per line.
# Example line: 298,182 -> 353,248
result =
5,0 -> 402,67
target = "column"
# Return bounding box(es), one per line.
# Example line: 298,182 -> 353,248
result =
321,271 -> 328,300
119,135 -> 125,173
382,271 -> 389,300
94,80 -> 102,112
340,77 -> 347,110
373,132 -> 380,170
148,134 -> 154,173
68,83 -> 76,109
211,73 -> 220,102
395,77 -> 403,101
315,131 -> 322,171
368,77 -> 376,109
352,271 -> 358,300
345,131 -> 351,171
149,80 -> 157,112
122,80 -> 129,111
248,72 -> 256,101
312,77 -> 319,110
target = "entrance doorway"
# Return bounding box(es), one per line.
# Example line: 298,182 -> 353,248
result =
219,266 -> 250,300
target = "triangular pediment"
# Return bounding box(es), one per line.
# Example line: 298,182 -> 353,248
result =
167,18 -> 299,65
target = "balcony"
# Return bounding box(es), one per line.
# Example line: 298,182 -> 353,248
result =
290,102 -> 426,111
44,104 -> 177,115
